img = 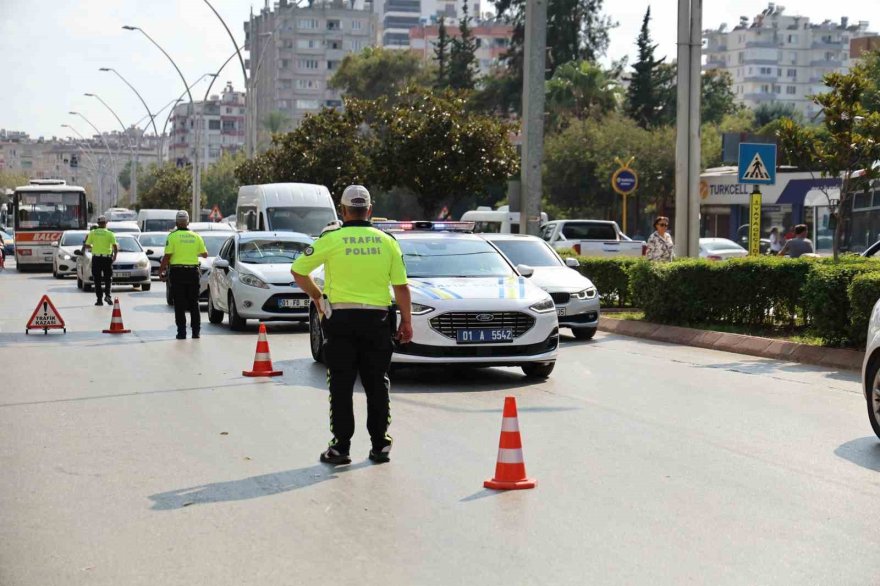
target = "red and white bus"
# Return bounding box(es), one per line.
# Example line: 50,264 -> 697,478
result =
13,180 -> 89,271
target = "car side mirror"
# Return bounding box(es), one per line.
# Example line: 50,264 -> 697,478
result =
516,264 -> 535,278
565,257 -> 580,268
51,241 -> 59,248
74,249 -> 83,256
214,259 -> 230,270
145,249 -> 154,256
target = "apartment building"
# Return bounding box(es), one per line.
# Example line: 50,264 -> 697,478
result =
244,0 -> 377,145
409,19 -> 512,76
704,3 -> 876,118
168,82 -> 246,169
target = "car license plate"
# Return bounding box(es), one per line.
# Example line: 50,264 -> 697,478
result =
556,307 -> 566,317
115,272 -> 130,278
456,328 -> 514,344
279,298 -> 309,309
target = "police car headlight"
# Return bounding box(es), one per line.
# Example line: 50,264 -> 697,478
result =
136,259 -> 149,268
529,298 -> 556,313
572,287 -> 597,300
240,273 -> 269,289
61,253 -> 73,261
411,303 -> 435,315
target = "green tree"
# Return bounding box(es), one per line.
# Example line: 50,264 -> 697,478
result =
753,102 -> 802,128
778,64 -> 880,260
860,49 -> 880,113
139,163 -> 200,211
0,170 -> 30,192
262,111 -> 292,134
449,0 -> 478,90
434,17 -> 451,89
202,151 -> 246,216
546,60 -> 620,126
625,7 -> 664,129
701,69 -> 739,125
329,47 -> 431,100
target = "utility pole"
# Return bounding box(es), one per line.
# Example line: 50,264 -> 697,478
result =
519,0 -> 547,236
674,0 -> 702,258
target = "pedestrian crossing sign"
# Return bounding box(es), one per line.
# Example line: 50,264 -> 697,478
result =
738,143 -> 777,185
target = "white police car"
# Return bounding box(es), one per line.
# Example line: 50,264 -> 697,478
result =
861,298 -> 880,439
308,221 -> 559,378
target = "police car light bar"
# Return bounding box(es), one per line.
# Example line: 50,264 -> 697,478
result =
373,221 -> 475,232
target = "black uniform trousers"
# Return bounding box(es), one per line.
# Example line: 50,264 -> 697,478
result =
323,309 -> 394,454
170,265 -> 200,335
91,256 -> 113,301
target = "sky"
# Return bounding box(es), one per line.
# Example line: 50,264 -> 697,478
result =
1,0 -> 878,139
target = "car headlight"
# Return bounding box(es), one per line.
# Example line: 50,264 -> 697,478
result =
529,298 -> 556,313
61,253 -> 73,261
572,287 -> 597,300
136,259 -> 149,268
411,303 -> 435,315
239,273 -> 269,289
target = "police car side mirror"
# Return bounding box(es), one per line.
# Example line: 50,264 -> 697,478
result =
564,257 -> 580,268
145,249 -> 154,256
51,241 -> 59,248
74,249 -> 83,256
214,259 -> 230,270
516,264 -> 535,278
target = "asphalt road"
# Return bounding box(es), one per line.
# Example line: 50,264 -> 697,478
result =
1,265 -> 879,585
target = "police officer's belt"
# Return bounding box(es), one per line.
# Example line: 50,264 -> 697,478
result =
332,303 -> 388,311
93,254 -> 112,258
170,264 -> 199,269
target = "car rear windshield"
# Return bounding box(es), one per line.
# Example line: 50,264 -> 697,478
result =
562,222 -> 617,240
116,237 -> 142,253
138,234 -> 168,247
702,239 -> 743,252
399,238 -> 514,278
490,239 -> 561,267
267,207 -> 337,236
202,234 -> 231,257
143,219 -> 177,232
60,232 -> 87,246
239,239 -> 310,264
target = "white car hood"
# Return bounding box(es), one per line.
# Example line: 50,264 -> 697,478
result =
113,251 -> 146,263
409,276 -> 548,302
238,262 -> 295,285
59,245 -> 81,257
144,246 -> 165,258
528,266 -> 593,293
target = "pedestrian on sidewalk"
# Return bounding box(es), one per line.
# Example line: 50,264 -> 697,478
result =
769,227 -> 784,254
159,211 -> 208,339
291,185 -> 413,466
778,224 -> 814,258
646,216 -> 675,262
83,215 -> 117,306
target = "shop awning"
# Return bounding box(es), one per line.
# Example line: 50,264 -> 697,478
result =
776,178 -> 840,205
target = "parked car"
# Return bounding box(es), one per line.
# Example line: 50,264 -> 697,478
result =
52,230 -> 89,278
137,209 -> 178,232
106,221 -> 141,234
699,238 -> 748,260
540,219 -> 646,258
482,233 -> 600,340
187,222 -> 236,232
235,183 -> 337,236
736,225 -> 772,254
136,232 -> 169,276
74,234 -> 152,292
207,231 -> 313,330
861,300 -> 880,440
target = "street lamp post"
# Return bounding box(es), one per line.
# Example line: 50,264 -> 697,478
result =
69,111 -> 119,210
251,32 -> 275,154
84,93 -> 138,206
122,25 -> 199,219
98,67 -> 161,170
61,124 -> 104,211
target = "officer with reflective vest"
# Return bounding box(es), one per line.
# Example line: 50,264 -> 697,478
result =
83,215 -> 118,306
159,211 -> 208,339
292,185 -> 413,465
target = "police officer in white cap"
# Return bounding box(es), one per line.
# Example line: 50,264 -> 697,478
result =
159,211 -> 208,339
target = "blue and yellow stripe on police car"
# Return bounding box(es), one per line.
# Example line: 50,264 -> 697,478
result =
497,277 -> 528,300
409,280 -> 462,300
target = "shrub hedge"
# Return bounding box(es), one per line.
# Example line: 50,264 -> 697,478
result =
848,272 -> 880,348
574,257 -> 644,306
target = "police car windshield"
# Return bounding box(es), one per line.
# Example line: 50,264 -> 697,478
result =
60,232 -> 87,246
399,238 -> 514,278
266,207 -> 337,236
239,239 -> 310,264
116,237 -> 142,253
202,234 -> 231,257
490,239 -> 562,267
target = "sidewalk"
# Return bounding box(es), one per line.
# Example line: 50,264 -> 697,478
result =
598,316 -> 864,372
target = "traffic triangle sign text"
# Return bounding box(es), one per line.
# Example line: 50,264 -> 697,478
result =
743,152 -> 771,180
26,294 -> 66,332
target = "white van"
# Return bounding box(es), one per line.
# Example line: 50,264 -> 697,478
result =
460,205 -> 549,234
137,209 -> 178,232
236,183 -> 337,236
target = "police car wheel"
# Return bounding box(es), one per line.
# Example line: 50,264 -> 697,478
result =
228,293 -> 246,331
309,307 -> 325,363
522,362 -> 555,379
207,293 -> 224,324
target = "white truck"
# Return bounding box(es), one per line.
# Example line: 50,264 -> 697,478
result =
539,219 -> 646,258
460,205 -> 548,234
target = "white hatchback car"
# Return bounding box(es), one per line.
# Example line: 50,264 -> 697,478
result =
74,234 -> 152,292
52,230 -> 89,278
861,302 -> 880,439
699,238 -> 748,260
136,232 -> 169,277
207,231 -> 313,330
307,223 -> 560,378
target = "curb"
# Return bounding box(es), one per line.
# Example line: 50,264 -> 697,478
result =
598,317 -> 864,372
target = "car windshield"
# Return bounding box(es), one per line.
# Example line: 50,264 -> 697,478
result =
239,239 -> 310,264
266,207 -> 337,236
116,237 -> 142,253
108,210 -> 137,221
109,225 -> 139,233
138,233 -> 168,247
60,232 -> 87,246
702,239 -> 744,252
143,219 -> 177,232
399,237 -> 514,278
202,234 -> 231,257
490,239 -> 562,267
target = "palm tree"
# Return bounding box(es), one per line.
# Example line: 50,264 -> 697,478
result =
261,111 -> 292,134
546,61 -> 621,125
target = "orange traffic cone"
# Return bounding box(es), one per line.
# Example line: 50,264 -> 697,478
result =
484,396 -> 536,490
243,323 -> 283,377
102,297 -> 131,334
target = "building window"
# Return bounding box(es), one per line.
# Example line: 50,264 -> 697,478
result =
351,40 -> 365,51
296,79 -> 321,90
283,39 -> 293,49
776,68 -> 782,76
786,86 -> 796,95
787,34 -> 798,43
222,120 -> 236,131
352,20 -> 363,30
325,99 -> 343,108
297,39 -> 320,49
281,59 -> 290,69
280,79 -> 293,89
761,84 -> 770,93
773,85 -> 781,94
786,68 -> 797,78
208,120 -> 221,130
296,99 -> 319,110
298,58 -> 319,70
759,66 -> 772,75
327,19 -> 341,31
298,18 -> 319,29
327,40 -> 342,50
327,60 -> 339,70
278,100 -> 291,109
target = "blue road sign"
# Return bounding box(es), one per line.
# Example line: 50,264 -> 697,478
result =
612,168 -> 638,195
738,143 -> 777,185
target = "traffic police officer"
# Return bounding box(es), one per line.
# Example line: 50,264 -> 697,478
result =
159,211 -> 208,339
292,185 -> 413,465
83,215 -> 118,306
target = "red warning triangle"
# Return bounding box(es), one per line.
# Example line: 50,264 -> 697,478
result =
26,295 -> 66,331
209,205 -> 223,221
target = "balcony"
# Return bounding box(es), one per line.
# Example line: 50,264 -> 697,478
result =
743,93 -> 776,102
745,40 -> 779,48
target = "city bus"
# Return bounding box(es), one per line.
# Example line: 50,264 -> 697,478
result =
13,180 -> 90,271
